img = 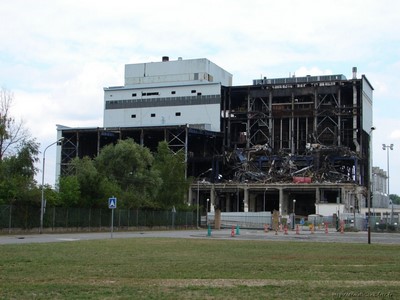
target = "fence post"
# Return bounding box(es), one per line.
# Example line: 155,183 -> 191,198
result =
52,207 -> 56,231
88,208 -> 91,232
8,204 -> 12,234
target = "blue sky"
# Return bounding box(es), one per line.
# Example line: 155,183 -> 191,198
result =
1,0 -> 399,194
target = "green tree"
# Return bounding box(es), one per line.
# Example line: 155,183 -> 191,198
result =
0,88 -> 40,205
153,141 -> 191,210
390,194 -> 400,205
58,176 -> 81,207
68,156 -> 104,207
0,140 -> 40,205
95,139 -> 162,208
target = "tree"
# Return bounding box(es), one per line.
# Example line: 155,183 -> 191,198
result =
0,140 -> 40,205
95,139 -> 162,208
67,156 -> 104,207
0,88 -> 39,205
0,88 -> 31,161
58,176 -> 81,207
153,141 -> 191,209
390,194 -> 400,205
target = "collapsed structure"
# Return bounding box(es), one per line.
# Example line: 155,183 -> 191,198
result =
56,57 -> 374,219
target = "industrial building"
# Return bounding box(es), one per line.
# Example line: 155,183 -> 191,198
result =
56,56 -> 374,220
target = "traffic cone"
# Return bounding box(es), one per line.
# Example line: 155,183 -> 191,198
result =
231,226 -> 235,237
296,224 -> 300,235
340,221 -> 344,234
310,224 -> 314,234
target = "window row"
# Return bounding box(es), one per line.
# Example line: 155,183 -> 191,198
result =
105,94 -> 220,109
131,112 -> 181,118
129,89 -> 201,98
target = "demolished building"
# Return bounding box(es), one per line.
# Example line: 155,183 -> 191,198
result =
56,57 -> 374,219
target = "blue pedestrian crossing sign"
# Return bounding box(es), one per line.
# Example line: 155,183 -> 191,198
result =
108,197 -> 117,209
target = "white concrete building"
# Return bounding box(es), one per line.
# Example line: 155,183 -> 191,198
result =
103,57 -> 232,132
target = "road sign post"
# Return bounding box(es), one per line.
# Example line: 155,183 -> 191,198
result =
108,197 -> 117,238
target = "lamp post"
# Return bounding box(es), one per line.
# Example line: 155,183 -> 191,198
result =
382,143 -> 394,224
196,168 -> 212,229
40,137 -> 64,234
292,199 -> 296,230
368,127 -> 375,244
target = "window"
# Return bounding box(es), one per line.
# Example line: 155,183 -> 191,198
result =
175,112 -> 181,116
143,92 -> 159,96
131,114 -> 136,118
132,93 -> 137,97
171,91 -> 176,94
151,113 -> 156,117
191,90 -> 196,93
197,92 -> 202,96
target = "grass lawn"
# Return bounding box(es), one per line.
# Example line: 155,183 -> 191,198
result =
0,237 -> 399,299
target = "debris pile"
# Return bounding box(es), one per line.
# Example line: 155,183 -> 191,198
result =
224,144 -> 359,184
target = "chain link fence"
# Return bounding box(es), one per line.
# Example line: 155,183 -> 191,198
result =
0,205 -> 196,233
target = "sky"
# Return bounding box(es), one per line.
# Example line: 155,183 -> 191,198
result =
1,0 -> 400,194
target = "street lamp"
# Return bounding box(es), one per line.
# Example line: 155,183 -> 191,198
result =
292,199 -> 296,230
40,137 -> 64,234
382,143 -> 394,224
196,168 -> 212,229
368,126 -> 375,244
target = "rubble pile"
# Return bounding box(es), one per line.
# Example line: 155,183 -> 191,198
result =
225,144 -> 359,184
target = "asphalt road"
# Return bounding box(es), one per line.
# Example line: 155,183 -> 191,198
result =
0,228 -> 399,245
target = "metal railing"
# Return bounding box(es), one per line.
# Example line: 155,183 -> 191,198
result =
0,205 -> 196,233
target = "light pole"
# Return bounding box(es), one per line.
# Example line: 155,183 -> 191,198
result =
292,199 -> 296,230
382,143 -> 394,224
40,137 -> 64,234
368,126 -> 375,244
196,168 -> 212,229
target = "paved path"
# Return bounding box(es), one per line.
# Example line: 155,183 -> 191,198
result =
0,228 -> 399,245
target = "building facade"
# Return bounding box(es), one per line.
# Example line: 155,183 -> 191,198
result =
57,57 -> 374,219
